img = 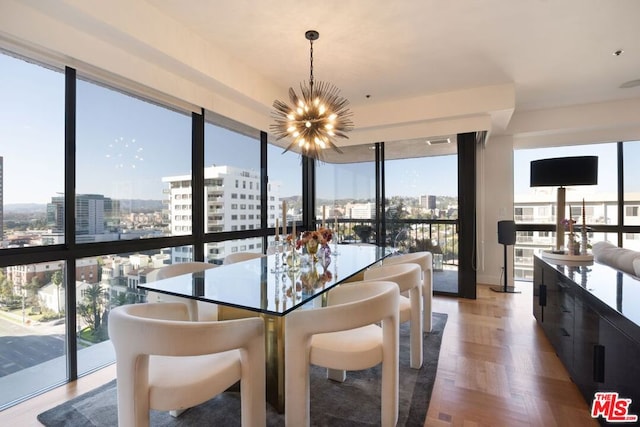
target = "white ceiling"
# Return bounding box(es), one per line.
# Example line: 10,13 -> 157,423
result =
145,0 -> 640,111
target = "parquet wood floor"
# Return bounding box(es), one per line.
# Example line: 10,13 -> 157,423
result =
425,283 -> 598,426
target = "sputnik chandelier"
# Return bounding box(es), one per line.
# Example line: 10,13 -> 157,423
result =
271,30 -> 353,160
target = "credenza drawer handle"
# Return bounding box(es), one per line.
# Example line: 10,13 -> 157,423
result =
539,284 -> 547,307
593,344 -> 605,382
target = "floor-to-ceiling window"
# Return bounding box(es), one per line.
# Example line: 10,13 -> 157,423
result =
315,146 -> 376,244
267,143 -> 303,250
623,141 -> 640,248
0,52 -> 67,406
76,78 -> 192,243
74,78 -> 195,375
1,52 -> 65,247
203,116 -> 262,263
384,138 -> 459,294
313,138 -> 466,295
513,141 -> 639,280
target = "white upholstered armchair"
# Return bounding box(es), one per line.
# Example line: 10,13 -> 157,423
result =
383,251 -> 433,332
364,262 -> 423,368
284,280 -> 400,427
108,302 -> 266,427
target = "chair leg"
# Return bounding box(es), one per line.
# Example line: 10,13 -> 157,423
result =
285,341 -> 311,427
169,409 -> 187,417
422,270 -> 433,332
409,286 -> 423,369
381,316 -> 399,427
327,368 -> 346,382
241,351 -> 266,426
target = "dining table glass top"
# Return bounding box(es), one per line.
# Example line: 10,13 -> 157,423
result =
139,244 -> 395,316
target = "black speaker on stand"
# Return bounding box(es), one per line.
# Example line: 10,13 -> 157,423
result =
491,220 -> 521,293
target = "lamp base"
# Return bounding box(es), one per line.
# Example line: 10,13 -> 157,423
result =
541,250 -> 593,263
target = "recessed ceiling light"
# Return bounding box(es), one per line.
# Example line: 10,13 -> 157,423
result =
620,79 -> 640,89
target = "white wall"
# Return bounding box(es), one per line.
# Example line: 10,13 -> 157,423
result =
477,135 -> 515,286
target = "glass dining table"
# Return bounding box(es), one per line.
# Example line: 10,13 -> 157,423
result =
138,244 -> 395,412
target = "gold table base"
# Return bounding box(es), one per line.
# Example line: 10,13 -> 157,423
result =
218,306 -> 285,413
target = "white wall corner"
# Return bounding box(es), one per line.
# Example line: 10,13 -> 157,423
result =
477,134 -> 515,286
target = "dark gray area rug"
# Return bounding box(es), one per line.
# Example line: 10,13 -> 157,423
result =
38,312 -> 447,426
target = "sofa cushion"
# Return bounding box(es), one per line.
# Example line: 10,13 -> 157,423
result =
592,241 -> 640,277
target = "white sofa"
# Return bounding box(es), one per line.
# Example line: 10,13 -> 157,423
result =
592,241 -> 640,278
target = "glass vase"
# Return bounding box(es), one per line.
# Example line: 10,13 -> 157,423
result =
286,243 -> 300,271
306,239 -> 319,262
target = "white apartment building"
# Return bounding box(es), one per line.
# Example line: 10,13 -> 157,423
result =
163,165 -> 281,264
101,253 -> 170,303
513,190 -> 640,280
345,202 -> 375,219
38,280 -> 92,314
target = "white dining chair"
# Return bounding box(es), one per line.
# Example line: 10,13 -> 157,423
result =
364,263 -> 423,368
223,252 -> 265,265
108,302 -> 266,427
146,261 -> 218,321
382,251 -> 433,332
284,280 -> 400,427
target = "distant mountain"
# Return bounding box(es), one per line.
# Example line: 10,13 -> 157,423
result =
4,200 -> 164,214
117,199 -> 163,212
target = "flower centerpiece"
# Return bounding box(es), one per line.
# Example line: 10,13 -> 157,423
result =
296,227 -> 333,262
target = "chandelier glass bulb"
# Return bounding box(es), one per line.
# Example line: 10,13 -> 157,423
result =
271,30 -> 353,161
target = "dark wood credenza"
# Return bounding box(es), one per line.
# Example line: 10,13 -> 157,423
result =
533,255 -> 640,421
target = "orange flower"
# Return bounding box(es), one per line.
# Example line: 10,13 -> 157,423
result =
294,227 -> 333,249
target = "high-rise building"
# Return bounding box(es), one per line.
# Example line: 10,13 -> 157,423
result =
163,165 -> 281,264
419,195 -> 437,210
46,194 -> 117,236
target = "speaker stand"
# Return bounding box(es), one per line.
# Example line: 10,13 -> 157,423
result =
491,243 -> 521,293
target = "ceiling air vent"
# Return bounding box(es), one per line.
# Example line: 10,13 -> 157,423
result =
426,138 -> 450,145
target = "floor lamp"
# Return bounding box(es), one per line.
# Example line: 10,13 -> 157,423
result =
530,156 -> 598,254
